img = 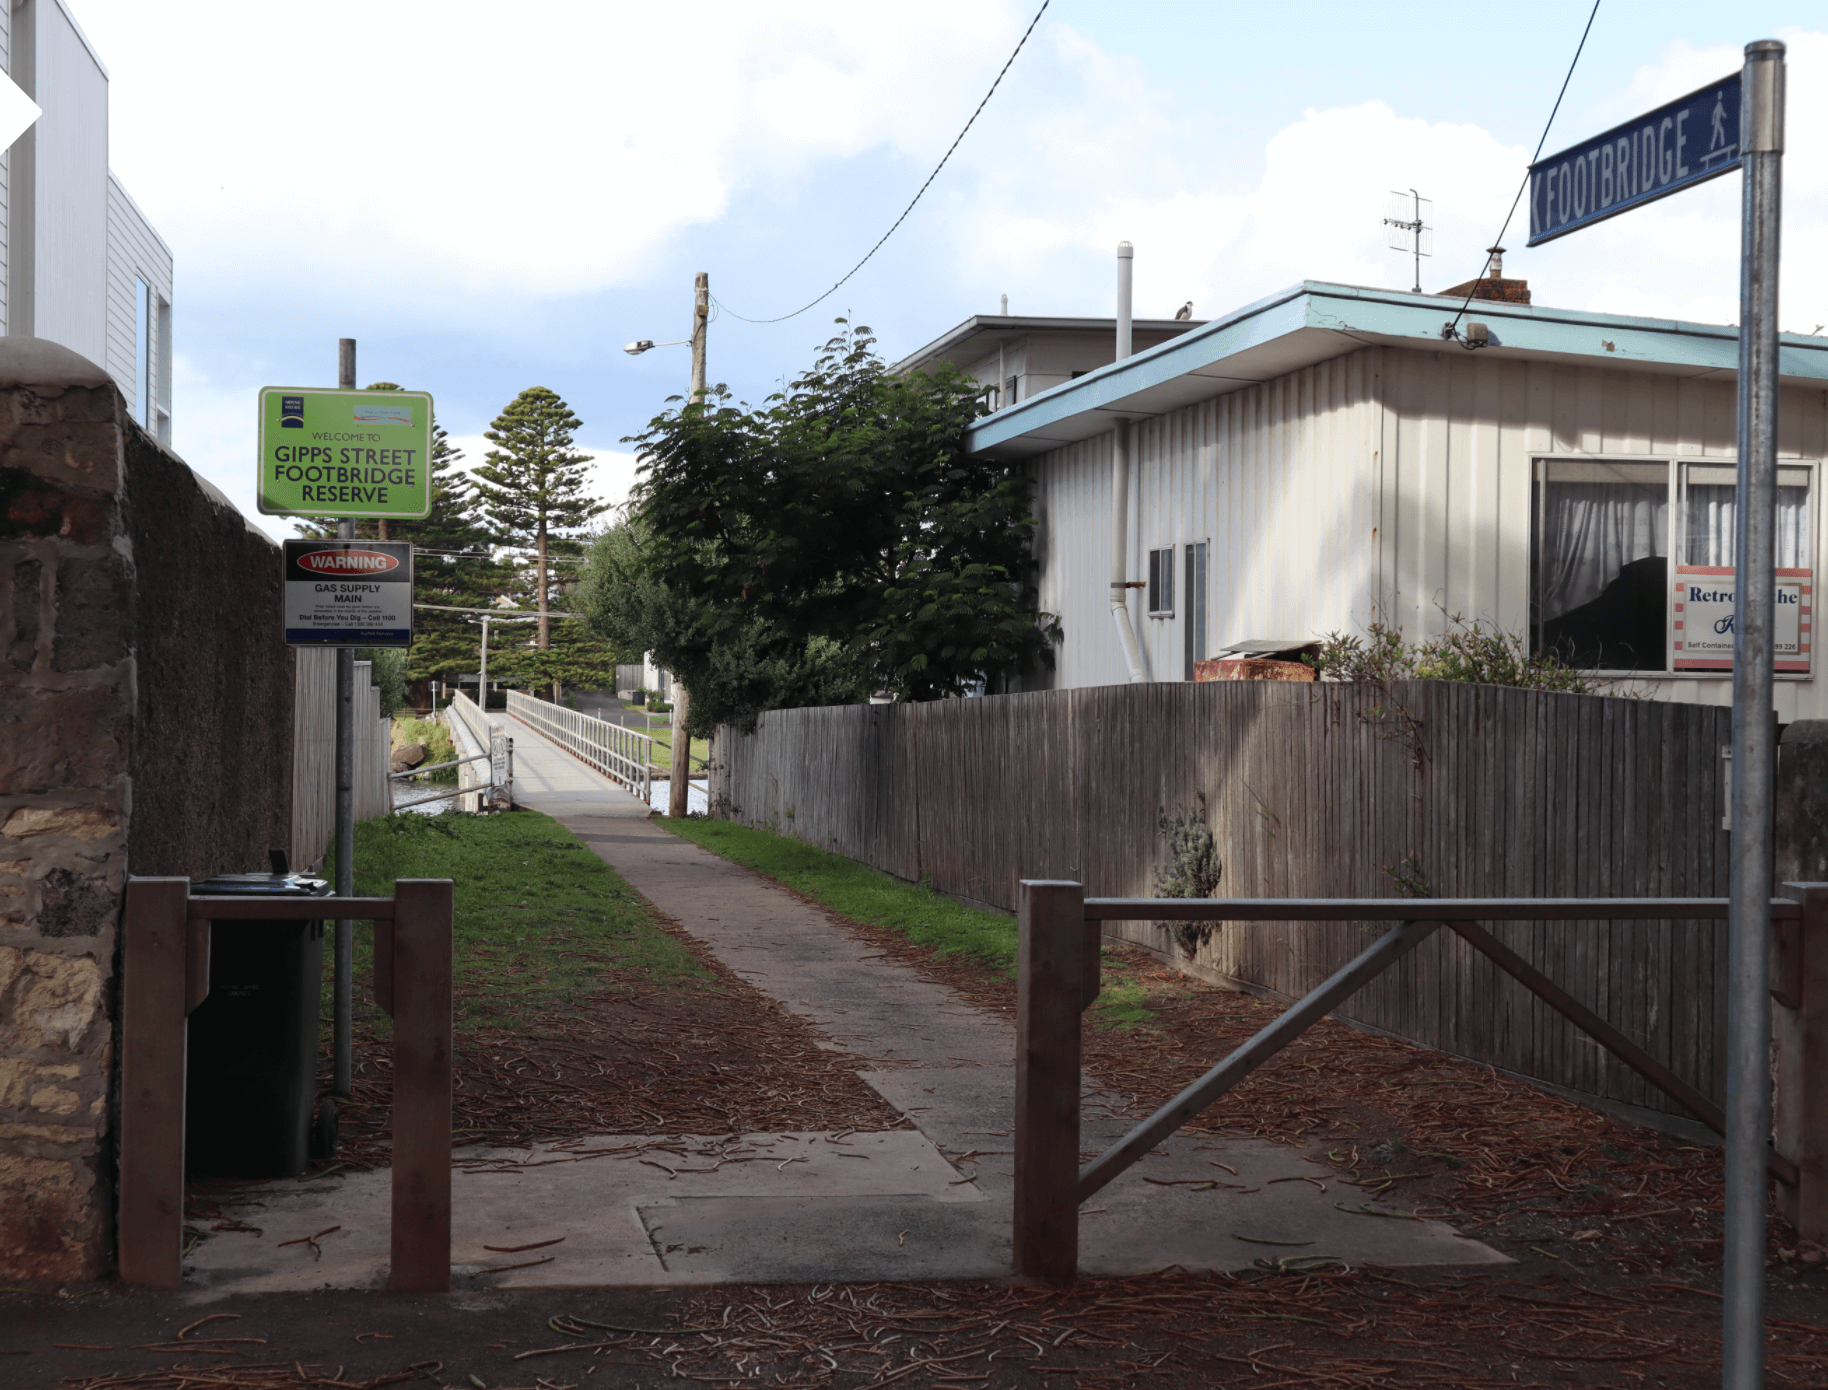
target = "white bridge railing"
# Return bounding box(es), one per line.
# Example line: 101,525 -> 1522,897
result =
445,690 -> 513,811
506,690 -> 656,803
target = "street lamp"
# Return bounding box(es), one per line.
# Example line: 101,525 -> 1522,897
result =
623,338 -> 686,356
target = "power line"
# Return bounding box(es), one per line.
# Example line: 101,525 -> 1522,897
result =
711,1 -> 1051,326
1446,0 -> 1602,341
413,603 -> 577,619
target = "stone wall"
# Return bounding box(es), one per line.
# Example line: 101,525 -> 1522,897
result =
0,340 -> 291,1281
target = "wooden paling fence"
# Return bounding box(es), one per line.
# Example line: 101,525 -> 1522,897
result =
290,649 -> 392,870
712,680 -> 1736,1121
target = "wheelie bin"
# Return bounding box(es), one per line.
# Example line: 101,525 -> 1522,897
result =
185,863 -> 335,1177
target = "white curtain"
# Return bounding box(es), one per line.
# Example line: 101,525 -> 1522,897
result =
1682,482 -> 1810,568
1539,481 -> 1668,621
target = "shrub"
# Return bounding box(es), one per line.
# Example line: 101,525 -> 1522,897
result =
1307,613 -> 1593,693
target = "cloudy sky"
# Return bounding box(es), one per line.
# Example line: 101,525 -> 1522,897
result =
65,0 -> 1828,540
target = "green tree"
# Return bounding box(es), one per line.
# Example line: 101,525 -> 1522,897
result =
471,387 -> 610,699
573,522 -> 868,733
618,323 -> 1057,729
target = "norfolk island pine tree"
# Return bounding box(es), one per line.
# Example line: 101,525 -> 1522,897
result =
470,386 -> 611,702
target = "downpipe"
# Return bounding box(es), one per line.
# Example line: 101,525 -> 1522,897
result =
1108,242 -> 1147,685
1110,419 -> 1147,684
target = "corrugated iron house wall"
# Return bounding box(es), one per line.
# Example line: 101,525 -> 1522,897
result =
1029,343 -> 1828,718
1034,351 -> 1381,689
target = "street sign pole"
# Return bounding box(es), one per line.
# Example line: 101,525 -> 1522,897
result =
334,337 -> 357,1101
1723,40 -> 1785,1390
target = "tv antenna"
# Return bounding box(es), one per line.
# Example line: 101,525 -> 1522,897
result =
1383,189 -> 1433,293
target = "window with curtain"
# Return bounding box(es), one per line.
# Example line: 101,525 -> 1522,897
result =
1533,460 -> 1669,671
1680,463 -> 1813,568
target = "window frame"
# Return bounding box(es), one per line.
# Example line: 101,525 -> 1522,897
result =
1182,540 -> 1209,680
133,277 -> 151,427
1147,545 -> 1175,618
1529,453 -> 1818,678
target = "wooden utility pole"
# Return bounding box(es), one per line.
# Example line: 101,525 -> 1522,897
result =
667,273 -> 709,819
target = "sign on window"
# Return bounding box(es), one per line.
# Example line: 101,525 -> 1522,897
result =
1672,570 -> 1811,672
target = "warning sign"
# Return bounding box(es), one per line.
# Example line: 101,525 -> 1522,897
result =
257,387 -> 434,519
283,540 -> 414,647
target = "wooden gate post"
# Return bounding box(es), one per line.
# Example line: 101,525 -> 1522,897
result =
1014,880 -> 1085,1279
388,877 -> 453,1290
118,878 -> 194,1289
1777,883 -> 1828,1240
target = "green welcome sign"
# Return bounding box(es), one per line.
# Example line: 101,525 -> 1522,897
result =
256,386 -> 435,518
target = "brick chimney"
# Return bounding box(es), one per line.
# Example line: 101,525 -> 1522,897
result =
1438,246 -> 1531,304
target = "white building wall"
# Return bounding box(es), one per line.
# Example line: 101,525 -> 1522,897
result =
0,5 -> 13,336
1377,348 -> 1828,719
1031,350 -> 1381,690
105,172 -> 172,440
1030,344 -> 1828,719
30,0 -> 107,365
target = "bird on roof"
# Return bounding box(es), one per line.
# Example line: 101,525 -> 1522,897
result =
1174,301 -> 1193,320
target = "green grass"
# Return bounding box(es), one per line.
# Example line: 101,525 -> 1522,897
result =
657,817 -> 1169,1030
391,715 -> 458,784
642,723 -> 711,769
658,817 -> 1019,975
323,809 -> 713,1034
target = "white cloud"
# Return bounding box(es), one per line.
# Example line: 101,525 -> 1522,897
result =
81,0 -> 1040,300
103,8 -> 1828,536
946,26 -> 1828,336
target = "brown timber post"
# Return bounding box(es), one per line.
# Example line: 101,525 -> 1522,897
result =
1777,883 -> 1828,1239
1014,879 -> 1085,1279
388,878 -> 453,1290
118,878 -> 194,1289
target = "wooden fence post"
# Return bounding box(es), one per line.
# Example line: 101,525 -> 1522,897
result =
389,878 -> 453,1290
118,878 -> 193,1289
1014,880 -> 1085,1279
1777,883 -> 1828,1240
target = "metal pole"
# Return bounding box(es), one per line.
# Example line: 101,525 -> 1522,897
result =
332,338 -> 357,1099
667,273 -> 708,819
1723,39 -> 1785,1390
1411,189 -> 1423,294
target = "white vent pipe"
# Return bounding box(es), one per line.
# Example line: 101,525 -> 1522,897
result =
1115,241 -> 1133,360
1109,242 -> 1147,683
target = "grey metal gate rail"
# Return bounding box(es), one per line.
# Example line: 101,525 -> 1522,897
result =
1012,883 -> 1826,1280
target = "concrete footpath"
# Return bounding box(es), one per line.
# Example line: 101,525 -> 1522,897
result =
184,718 -> 1506,1295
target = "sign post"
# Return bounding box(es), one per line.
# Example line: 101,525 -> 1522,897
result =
1723,41 -> 1786,1390
259,342 -> 433,1104
1528,42 -> 1786,1388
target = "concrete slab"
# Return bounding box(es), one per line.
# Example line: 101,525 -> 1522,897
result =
185,1130 -> 988,1296
181,809 -> 1506,1294
575,819 -> 1510,1277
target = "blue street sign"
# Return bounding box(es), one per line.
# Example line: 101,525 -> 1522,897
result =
1528,72 -> 1741,245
